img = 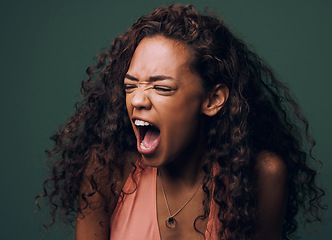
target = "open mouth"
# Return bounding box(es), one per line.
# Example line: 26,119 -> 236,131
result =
134,119 -> 160,152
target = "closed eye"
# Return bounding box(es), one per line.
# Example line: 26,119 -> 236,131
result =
153,86 -> 172,92
124,84 -> 137,92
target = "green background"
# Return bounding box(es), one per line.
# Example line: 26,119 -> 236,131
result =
1,0 -> 331,239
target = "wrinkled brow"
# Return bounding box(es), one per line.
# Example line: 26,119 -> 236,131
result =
125,74 -> 174,82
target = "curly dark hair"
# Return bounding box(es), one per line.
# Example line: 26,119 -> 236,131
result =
36,4 -> 325,239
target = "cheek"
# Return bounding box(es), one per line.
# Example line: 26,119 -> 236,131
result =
125,96 -> 132,114
163,99 -> 202,138
165,112 -> 201,159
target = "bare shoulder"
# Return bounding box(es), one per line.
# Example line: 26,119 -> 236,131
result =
255,151 -> 287,181
254,151 -> 288,239
75,151 -> 135,240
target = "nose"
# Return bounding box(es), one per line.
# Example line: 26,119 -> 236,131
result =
130,87 -> 152,110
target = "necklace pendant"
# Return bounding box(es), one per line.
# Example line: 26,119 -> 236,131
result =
165,217 -> 177,229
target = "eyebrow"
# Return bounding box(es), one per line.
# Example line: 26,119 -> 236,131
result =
125,74 -> 174,82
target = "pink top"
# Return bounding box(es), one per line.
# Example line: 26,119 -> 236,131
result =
110,165 -> 219,240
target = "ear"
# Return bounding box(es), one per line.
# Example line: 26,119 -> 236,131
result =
201,84 -> 229,117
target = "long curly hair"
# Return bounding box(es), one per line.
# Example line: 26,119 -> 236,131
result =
36,4 -> 325,239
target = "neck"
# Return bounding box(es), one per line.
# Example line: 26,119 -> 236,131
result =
158,132 -> 206,188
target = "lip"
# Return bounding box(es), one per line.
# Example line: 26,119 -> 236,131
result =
131,116 -> 161,155
131,116 -> 157,126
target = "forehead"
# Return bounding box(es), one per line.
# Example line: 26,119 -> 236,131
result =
127,36 -> 193,78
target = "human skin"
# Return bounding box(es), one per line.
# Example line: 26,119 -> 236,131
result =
124,36 -> 287,240
124,36 -> 207,168
75,35 -> 287,240
125,35 -> 229,239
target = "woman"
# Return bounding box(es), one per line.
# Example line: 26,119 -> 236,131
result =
37,4 -> 325,240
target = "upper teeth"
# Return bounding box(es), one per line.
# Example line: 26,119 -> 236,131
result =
134,119 -> 151,126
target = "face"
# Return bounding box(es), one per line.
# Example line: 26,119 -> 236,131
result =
124,36 -> 206,167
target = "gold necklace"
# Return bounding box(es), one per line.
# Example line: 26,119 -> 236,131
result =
159,170 -> 202,229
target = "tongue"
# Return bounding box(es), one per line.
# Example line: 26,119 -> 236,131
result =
142,127 -> 160,148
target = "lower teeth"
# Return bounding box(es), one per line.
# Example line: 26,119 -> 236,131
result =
140,142 -> 148,150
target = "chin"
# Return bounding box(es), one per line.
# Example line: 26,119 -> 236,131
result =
141,155 -> 162,168
142,152 -> 175,168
